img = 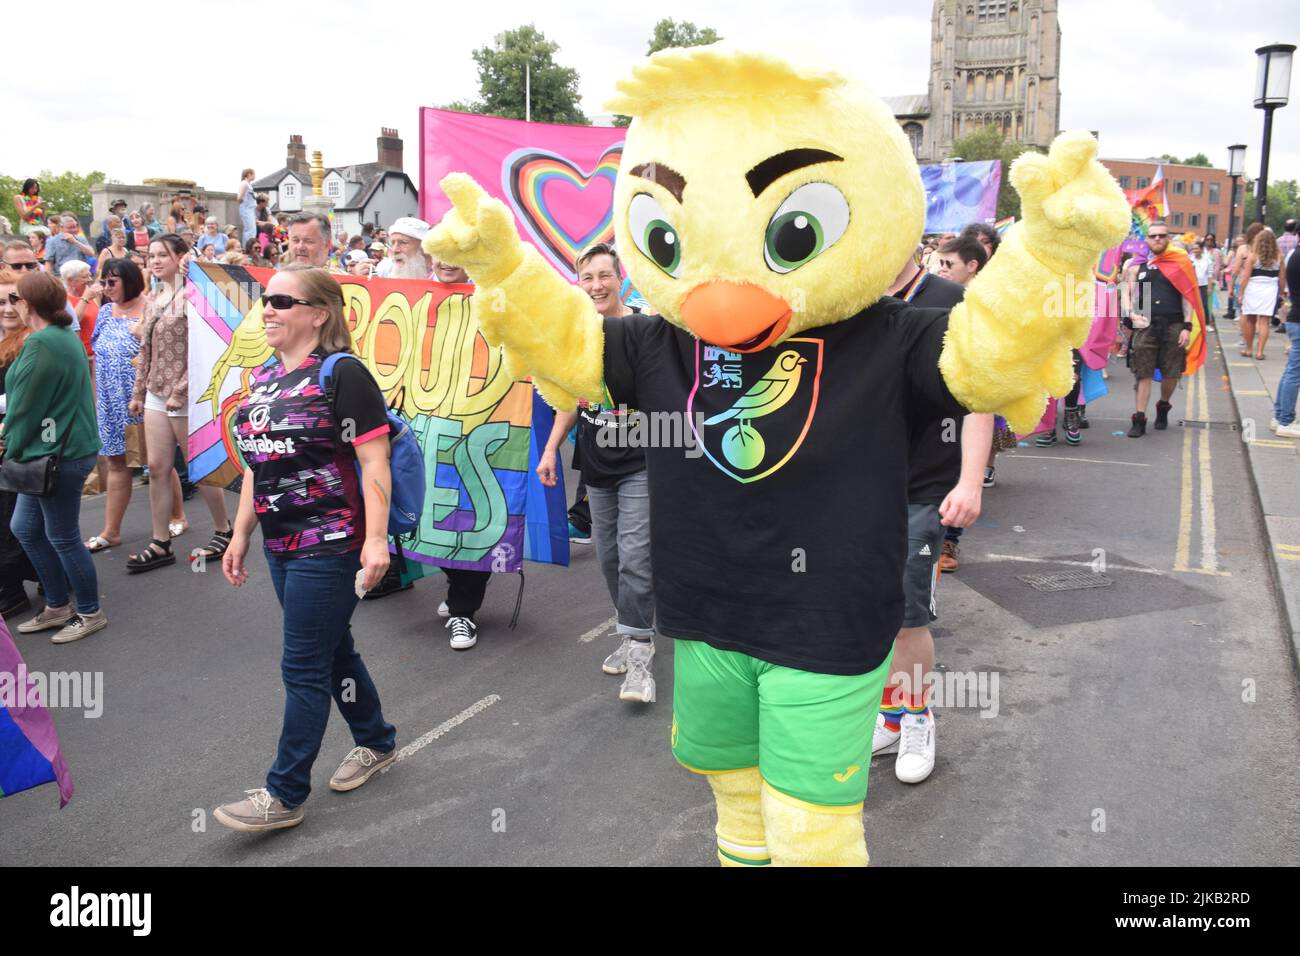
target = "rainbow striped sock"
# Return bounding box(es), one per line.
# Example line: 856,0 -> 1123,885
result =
880,686 -> 905,732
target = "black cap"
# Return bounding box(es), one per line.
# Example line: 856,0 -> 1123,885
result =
110,198 -> 127,209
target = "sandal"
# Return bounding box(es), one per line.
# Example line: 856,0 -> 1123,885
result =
85,535 -> 117,553
127,539 -> 175,574
194,526 -> 234,561
169,520 -> 188,538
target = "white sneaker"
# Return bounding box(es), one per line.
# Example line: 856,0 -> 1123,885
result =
1271,418 -> 1280,431
872,712 -> 901,755
1275,422 -> 1300,438
437,601 -> 450,618
618,640 -> 656,703
895,711 -> 936,784
602,635 -> 634,674
446,616 -> 478,650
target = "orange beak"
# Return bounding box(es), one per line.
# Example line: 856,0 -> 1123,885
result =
679,281 -> 792,353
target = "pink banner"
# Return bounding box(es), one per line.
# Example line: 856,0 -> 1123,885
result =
420,109 -> 626,279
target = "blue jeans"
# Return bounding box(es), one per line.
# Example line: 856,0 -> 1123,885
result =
588,470 -> 654,636
1275,322 -> 1300,426
264,550 -> 396,809
10,454 -> 99,614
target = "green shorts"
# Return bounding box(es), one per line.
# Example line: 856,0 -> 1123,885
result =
671,639 -> 893,807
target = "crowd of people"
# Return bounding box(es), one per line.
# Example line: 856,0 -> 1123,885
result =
2,167 -> 1297,836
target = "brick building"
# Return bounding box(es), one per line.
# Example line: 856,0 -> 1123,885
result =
1100,158 -> 1246,241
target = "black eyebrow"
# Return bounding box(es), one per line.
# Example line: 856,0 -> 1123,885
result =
746,148 -> 844,197
629,162 -> 687,203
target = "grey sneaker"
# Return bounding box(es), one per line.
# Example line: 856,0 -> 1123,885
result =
329,745 -> 397,792
51,609 -> 107,644
213,788 -> 304,832
16,604 -> 74,634
602,635 -> 634,674
619,640 -> 656,703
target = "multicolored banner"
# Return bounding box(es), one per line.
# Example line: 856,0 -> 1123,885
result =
920,160 -> 1003,232
420,108 -> 626,279
0,618 -> 73,807
186,261 -> 569,572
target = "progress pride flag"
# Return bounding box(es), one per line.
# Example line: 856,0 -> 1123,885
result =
420,108 -> 626,280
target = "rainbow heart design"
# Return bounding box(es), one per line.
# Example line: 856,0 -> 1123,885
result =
502,145 -> 623,276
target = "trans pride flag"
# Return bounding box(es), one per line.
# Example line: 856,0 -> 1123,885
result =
0,618 -> 73,806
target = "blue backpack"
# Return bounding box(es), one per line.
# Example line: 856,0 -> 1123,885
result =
319,353 -> 426,537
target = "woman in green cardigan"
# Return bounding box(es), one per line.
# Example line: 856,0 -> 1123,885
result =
0,271 -> 106,643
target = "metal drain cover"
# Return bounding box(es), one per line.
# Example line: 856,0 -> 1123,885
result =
1016,569 -> 1114,592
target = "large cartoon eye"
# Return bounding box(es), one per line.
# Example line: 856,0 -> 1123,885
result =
628,192 -> 682,278
763,182 -> 850,274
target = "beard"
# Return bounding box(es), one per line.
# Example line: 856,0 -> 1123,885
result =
389,255 -> 430,280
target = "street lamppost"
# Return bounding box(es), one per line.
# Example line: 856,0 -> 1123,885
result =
1253,43 -> 1295,225
1227,143 -> 1246,246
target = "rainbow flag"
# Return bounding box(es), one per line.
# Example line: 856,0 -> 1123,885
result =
994,216 -> 1016,235
0,617 -> 73,807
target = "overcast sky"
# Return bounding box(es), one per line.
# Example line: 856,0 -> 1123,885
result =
9,0 -> 1299,199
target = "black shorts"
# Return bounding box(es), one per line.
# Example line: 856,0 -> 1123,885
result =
902,503 -> 944,628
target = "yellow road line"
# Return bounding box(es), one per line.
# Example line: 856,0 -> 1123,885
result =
1235,389 -> 1270,396
1277,554 -> 1300,562
1277,543 -> 1300,552
1248,439 -> 1298,449
1197,372 -> 1221,575
1173,375 -> 1196,573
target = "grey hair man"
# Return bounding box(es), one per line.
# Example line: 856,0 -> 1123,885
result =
284,212 -> 332,269
380,217 -> 432,280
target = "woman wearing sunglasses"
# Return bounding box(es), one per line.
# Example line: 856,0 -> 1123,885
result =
0,271 -> 105,642
0,267 -> 38,617
214,265 -> 396,832
126,234 -> 233,571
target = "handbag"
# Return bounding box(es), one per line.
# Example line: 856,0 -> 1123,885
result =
0,407 -> 79,497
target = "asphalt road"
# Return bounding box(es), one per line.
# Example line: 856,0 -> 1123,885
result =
3,334 -> 1298,866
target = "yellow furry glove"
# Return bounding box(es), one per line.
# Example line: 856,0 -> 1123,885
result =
424,174 -> 605,407
938,131 -> 1130,435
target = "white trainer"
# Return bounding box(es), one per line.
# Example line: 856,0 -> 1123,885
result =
437,601 -> 450,618
872,712 -> 901,755
602,635 -> 634,674
895,711 -> 936,784
618,640 -> 656,703
1276,422 -> 1300,439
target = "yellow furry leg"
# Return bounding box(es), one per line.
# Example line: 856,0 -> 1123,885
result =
707,768 -> 770,867
760,781 -> 868,867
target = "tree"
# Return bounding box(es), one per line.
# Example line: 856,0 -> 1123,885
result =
0,169 -> 106,226
948,128 -> 1041,220
471,25 -> 587,125
1158,152 -> 1211,167
1243,178 -> 1300,232
612,19 -> 723,126
647,18 -> 721,54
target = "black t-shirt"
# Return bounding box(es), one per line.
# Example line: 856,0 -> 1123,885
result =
233,351 -> 390,558
574,308 -> 647,488
1135,261 -> 1187,321
897,272 -> 967,505
602,300 -> 967,676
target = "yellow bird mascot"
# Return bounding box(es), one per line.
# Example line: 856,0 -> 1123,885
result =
425,47 -> 1129,866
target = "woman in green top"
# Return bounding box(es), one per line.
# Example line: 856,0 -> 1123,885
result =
0,271 -> 107,643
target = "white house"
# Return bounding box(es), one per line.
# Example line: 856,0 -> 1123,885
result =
254,129 -> 418,237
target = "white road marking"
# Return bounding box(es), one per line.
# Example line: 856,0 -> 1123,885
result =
1011,455 -> 1151,467
385,694 -> 501,770
982,554 -> 1165,575
579,615 -> 618,643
